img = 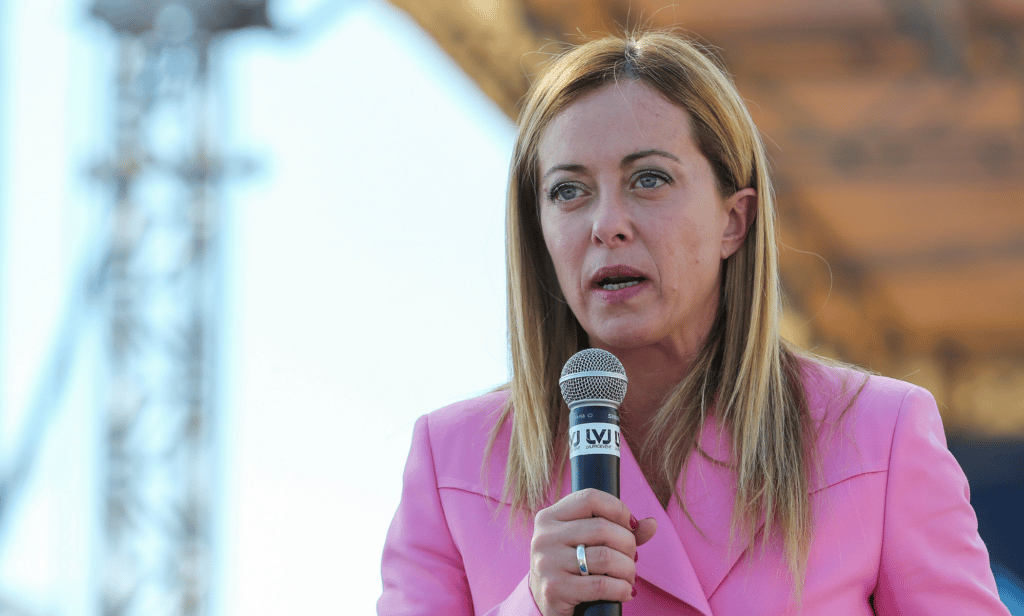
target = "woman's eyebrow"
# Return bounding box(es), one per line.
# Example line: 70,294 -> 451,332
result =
621,149 -> 680,167
541,149 -> 679,181
541,163 -> 587,181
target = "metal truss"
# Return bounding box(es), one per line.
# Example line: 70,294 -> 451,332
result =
94,33 -> 220,616
0,2 -> 354,613
87,3 -> 269,615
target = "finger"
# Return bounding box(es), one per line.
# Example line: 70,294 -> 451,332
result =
565,570 -> 635,604
559,515 -> 637,557
555,489 -> 632,529
532,570 -> 634,615
575,545 -> 637,584
634,517 -> 658,546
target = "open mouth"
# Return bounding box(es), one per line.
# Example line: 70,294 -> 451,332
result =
597,276 -> 645,291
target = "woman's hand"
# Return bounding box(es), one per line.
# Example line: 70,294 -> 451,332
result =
528,488 -> 658,616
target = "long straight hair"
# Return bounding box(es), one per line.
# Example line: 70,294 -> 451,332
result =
494,31 -> 815,589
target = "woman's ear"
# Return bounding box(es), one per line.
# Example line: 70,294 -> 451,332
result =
721,188 -> 757,259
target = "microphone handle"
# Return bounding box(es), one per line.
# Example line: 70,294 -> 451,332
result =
569,404 -> 622,616
574,601 -> 620,616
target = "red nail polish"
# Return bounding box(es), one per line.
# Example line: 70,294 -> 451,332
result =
631,587 -> 637,598
634,551 -> 639,562
629,515 -> 638,530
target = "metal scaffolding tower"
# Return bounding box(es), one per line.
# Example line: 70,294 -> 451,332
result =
0,2 -> 359,612
87,2 -> 269,614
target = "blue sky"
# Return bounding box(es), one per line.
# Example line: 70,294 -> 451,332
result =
1,0 -> 513,613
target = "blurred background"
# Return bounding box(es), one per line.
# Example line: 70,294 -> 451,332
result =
0,0 -> 1020,614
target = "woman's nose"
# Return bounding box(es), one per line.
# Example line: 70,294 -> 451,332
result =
591,192 -> 634,247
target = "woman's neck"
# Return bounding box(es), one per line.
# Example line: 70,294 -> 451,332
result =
612,345 -> 694,436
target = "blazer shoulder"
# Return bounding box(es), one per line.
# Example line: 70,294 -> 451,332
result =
800,359 -> 941,490
801,359 -> 932,424
419,389 -> 512,501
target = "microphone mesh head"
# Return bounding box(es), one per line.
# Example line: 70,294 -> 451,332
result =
559,348 -> 627,407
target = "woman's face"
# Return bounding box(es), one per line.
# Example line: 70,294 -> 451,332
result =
537,80 -> 755,358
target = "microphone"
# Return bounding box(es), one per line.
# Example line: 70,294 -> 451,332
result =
559,349 -> 628,616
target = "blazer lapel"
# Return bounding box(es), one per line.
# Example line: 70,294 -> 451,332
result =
667,418 -> 767,599
619,438 -> 713,616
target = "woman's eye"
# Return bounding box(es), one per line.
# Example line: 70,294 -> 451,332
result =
633,171 -> 670,189
549,182 -> 584,202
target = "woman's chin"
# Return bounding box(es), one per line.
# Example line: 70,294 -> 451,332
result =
585,328 -> 660,352
584,321 -> 705,358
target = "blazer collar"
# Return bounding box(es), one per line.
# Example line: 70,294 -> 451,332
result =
663,418 -> 768,599
619,438 -> 714,616
664,407 -> 884,599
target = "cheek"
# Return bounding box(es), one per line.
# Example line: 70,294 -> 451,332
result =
541,216 -> 577,266
659,220 -> 720,295
539,221 -> 560,268
680,213 -> 723,263
542,228 -> 591,309
539,220 -> 571,288
545,238 -> 576,291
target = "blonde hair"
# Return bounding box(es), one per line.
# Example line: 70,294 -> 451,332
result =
494,31 -> 814,591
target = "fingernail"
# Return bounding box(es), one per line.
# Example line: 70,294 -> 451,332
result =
634,551 -> 639,562
629,515 -> 638,530
631,587 -> 637,598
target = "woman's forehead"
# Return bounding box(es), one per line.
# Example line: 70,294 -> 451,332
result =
537,81 -> 699,171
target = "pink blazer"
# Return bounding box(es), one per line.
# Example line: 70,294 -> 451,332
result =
377,363 -> 1009,615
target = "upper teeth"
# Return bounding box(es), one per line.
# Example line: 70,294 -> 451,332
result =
602,280 -> 640,291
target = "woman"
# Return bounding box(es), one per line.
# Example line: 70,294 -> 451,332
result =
377,32 -> 1009,615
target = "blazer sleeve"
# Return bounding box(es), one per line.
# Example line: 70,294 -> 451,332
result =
872,386 -> 1010,615
377,414 -> 543,616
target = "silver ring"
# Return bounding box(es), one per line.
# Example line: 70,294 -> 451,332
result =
576,544 -> 589,575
